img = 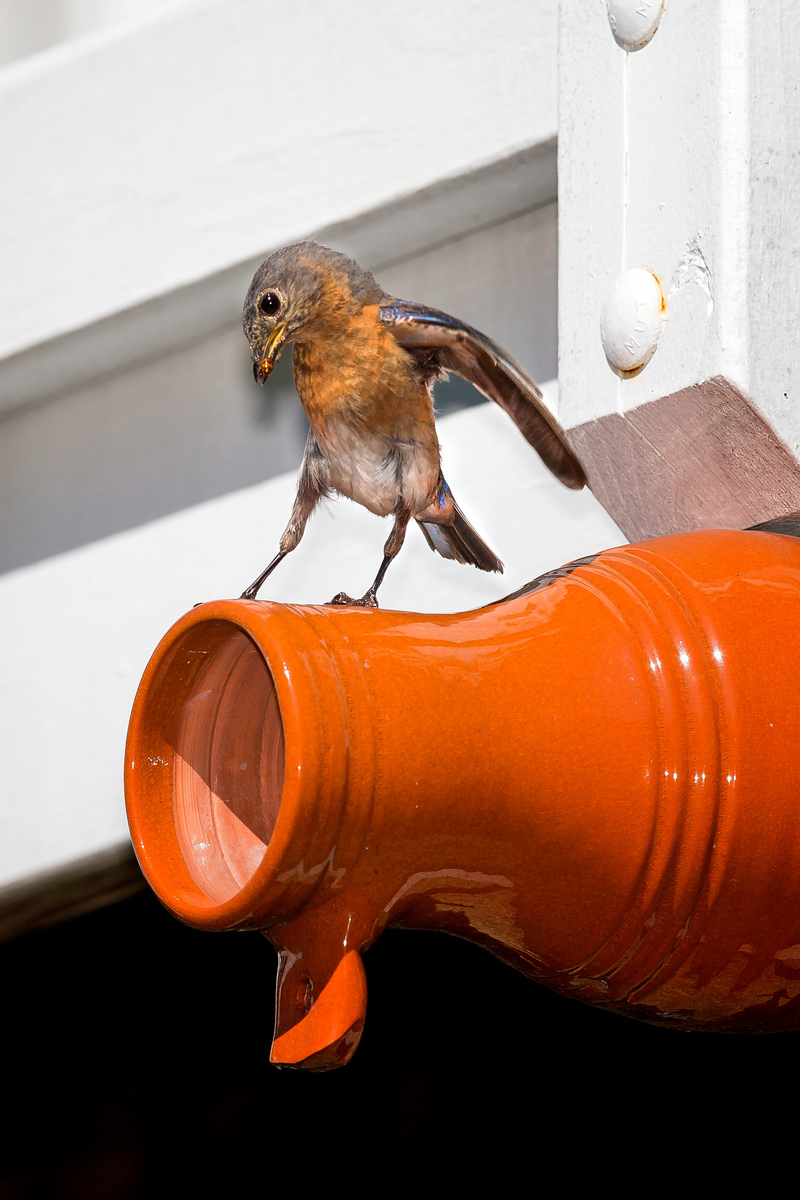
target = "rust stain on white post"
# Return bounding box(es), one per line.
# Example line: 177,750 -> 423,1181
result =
606,0 -> 666,52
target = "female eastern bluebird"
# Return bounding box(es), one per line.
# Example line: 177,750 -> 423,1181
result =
241,241 -> 586,606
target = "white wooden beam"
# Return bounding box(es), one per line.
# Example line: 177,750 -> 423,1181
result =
0,0 -> 558,412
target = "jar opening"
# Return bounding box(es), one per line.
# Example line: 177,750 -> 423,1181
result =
172,629 -> 284,902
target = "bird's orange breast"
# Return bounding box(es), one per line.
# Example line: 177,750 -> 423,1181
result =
293,305 -> 436,445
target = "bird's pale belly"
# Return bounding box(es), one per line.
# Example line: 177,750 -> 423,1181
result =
319,420 -> 439,517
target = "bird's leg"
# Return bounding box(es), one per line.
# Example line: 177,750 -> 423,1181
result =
240,550 -> 288,601
329,504 -> 412,608
241,434 -> 327,600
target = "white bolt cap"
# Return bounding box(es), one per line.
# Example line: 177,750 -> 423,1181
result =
607,0 -> 666,51
600,268 -> 665,377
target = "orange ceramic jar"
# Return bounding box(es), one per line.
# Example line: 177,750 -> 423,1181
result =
125,529 -> 800,1069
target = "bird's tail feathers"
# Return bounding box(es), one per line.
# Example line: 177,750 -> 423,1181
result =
416,502 -> 503,574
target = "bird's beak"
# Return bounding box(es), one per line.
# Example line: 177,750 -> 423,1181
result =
252,324 -> 287,384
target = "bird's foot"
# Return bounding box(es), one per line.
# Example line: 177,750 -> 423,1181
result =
328,589 -> 379,609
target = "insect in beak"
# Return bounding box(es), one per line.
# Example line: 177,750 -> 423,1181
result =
252,324 -> 287,384
253,357 -> 274,384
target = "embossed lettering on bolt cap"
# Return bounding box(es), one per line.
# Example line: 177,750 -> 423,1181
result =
600,268 -> 666,377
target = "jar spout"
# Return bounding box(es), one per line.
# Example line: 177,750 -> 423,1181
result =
269,943 -> 367,1071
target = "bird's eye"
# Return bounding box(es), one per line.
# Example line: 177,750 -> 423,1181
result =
259,291 -> 282,317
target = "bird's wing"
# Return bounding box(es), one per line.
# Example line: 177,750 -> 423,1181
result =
379,299 -> 586,490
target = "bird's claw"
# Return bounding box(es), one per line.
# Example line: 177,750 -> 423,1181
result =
328,590 -> 379,609
240,587 -> 261,601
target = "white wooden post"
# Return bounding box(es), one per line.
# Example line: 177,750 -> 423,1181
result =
559,0 -> 800,538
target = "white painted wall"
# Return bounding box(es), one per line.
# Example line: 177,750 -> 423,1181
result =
559,0 -> 800,459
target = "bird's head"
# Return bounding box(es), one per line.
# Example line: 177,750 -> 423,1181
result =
243,241 -> 383,383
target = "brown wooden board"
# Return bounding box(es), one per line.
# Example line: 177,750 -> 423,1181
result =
568,377 -> 800,541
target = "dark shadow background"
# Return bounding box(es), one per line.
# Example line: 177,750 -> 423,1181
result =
0,886 -> 793,1197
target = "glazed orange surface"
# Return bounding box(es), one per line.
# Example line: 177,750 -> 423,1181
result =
126,530 -> 800,1068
